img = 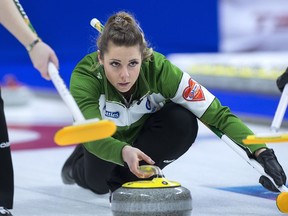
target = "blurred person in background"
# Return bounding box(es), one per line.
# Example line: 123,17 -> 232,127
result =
0,0 -> 59,215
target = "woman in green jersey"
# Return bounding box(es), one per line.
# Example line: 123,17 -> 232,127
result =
61,11 -> 286,196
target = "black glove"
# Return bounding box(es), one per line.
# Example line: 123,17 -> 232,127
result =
256,149 -> 286,192
276,67 -> 288,92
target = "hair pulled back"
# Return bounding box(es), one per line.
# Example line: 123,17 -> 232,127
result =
97,11 -> 152,61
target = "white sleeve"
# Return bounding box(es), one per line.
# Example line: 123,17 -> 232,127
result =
171,72 -> 215,118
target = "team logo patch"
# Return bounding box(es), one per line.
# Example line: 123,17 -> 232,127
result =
146,99 -> 151,110
146,99 -> 157,113
182,78 -> 205,101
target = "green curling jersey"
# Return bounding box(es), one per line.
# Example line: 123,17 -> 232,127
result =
70,51 -> 266,166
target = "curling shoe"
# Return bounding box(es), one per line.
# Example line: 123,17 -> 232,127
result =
61,145 -> 84,184
0,207 -> 12,216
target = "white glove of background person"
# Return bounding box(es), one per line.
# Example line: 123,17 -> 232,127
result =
28,41 -> 59,80
122,145 -> 155,178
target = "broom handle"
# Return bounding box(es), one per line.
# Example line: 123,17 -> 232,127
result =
48,62 -> 85,122
271,83 -> 288,132
208,125 -> 288,192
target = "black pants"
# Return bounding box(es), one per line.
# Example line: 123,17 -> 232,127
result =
0,89 -> 14,209
73,102 -> 198,194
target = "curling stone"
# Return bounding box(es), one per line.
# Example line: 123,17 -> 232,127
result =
111,165 -> 192,216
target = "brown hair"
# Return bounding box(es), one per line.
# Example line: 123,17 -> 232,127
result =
97,11 -> 153,61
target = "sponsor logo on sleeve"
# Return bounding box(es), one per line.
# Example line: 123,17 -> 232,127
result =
182,78 -> 205,102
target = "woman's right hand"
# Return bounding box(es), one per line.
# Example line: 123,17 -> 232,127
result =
122,145 -> 155,178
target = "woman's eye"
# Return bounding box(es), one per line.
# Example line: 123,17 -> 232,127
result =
110,62 -> 120,67
129,61 -> 139,67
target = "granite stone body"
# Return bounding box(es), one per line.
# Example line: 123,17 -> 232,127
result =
111,186 -> 192,216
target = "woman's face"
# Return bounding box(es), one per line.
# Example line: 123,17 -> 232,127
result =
99,42 -> 142,93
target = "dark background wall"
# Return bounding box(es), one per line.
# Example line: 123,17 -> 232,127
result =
0,0 -> 218,88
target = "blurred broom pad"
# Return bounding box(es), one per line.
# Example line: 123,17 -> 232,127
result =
55,119 -> 116,145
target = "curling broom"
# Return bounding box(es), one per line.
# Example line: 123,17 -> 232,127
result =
48,63 -> 116,145
209,125 -> 288,213
243,83 -> 288,144
13,0 -> 116,145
